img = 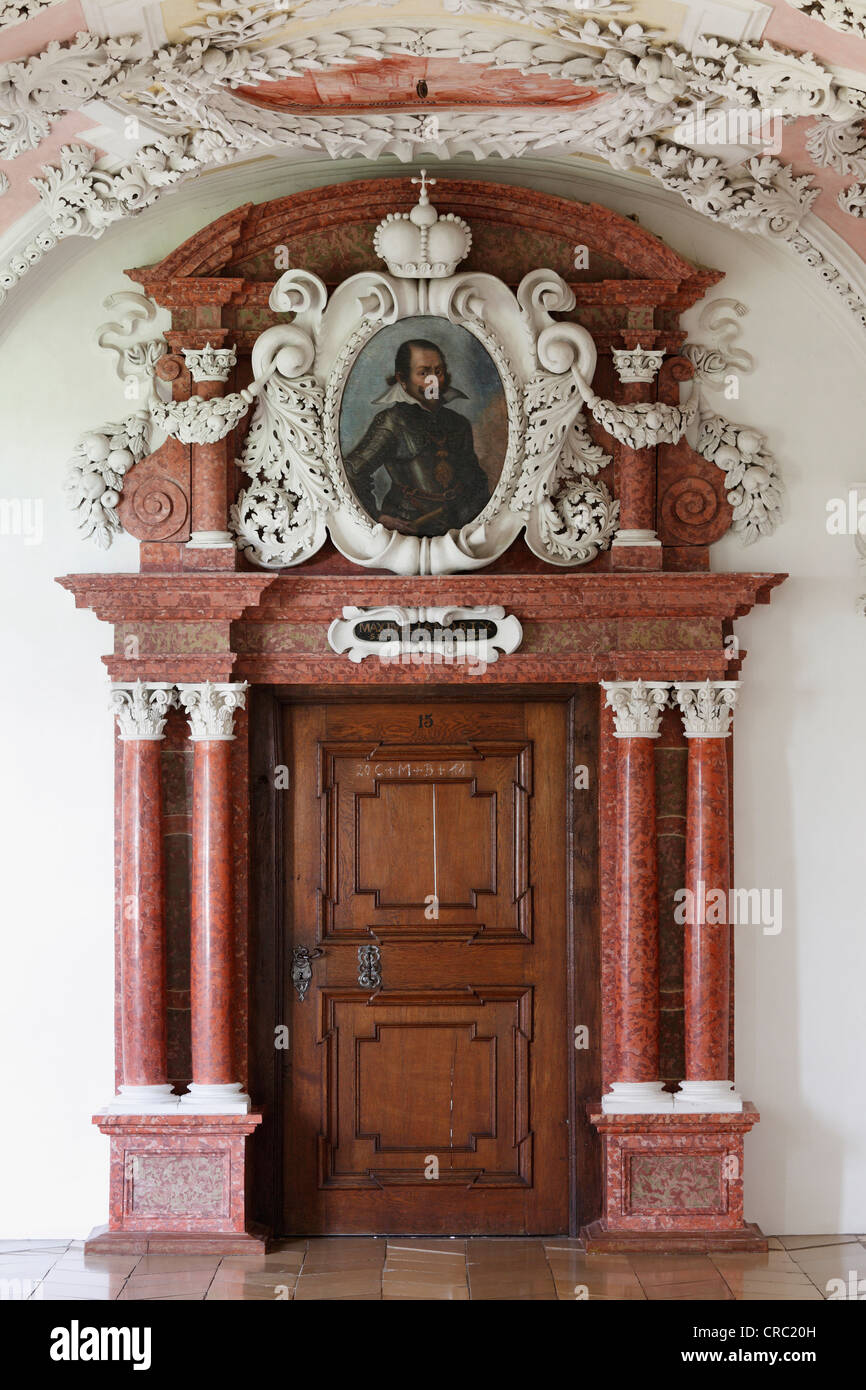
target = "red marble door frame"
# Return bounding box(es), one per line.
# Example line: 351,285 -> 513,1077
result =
59,568 -> 784,1251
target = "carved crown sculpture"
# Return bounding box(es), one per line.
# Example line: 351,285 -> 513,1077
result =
373,170 -> 472,279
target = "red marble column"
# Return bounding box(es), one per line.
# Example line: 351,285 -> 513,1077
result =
609,343 -> 665,571
190,737 -> 234,1084
183,344 -> 237,550
601,680 -> 672,1112
109,682 -> 177,1111
178,681 -> 251,1113
673,680 -> 742,1111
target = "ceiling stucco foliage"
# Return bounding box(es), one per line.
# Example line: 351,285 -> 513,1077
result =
784,0 -> 866,39
0,0 -> 62,32
2,17 -> 866,326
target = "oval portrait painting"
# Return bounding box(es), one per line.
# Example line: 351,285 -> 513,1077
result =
338,315 -> 509,537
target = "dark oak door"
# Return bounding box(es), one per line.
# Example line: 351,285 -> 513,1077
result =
282,698 -> 570,1235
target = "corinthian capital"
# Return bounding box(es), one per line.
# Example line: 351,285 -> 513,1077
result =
177,681 -> 248,740
673,680 -> 740,737
601,680 -> 669,737
611,345 -> 665,383
110,681 -> 177,740
182,343 -> 237,383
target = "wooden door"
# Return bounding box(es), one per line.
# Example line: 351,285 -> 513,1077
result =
282,697 -> 570,1235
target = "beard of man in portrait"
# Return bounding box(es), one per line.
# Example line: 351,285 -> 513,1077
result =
343,337 -> 492,537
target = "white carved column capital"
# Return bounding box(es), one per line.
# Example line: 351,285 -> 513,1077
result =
109,681 -> 177,740
673,680 -> 740,738
182,343 -> 237,383
177,681 -> 248,741
611,345 -> 666,384
601,680 -> 670,738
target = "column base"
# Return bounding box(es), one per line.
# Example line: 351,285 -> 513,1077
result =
103,1084 -> 179,1114
179,1082 -> 251,1114
581,1219 -> 767,1254
610,534 -> 663,571
186,530 -> 234,549
602,1082 -> 675,1114
674,1080 -> 743,1112
92,1112 -> 263,1250
589,1102 -> 762,1242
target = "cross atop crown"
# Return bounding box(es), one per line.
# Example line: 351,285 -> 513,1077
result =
411,170 -> 436,202
373,170 -> 472,279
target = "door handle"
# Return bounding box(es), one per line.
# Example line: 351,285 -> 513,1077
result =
291,945 -> 323,1003
358,944 -> 382,990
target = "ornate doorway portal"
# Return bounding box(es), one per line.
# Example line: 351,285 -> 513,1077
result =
58,175 -> 784,1253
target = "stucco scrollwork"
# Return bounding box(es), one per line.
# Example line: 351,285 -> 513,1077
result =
682,298 -> 783,545
229,186 -> 622,577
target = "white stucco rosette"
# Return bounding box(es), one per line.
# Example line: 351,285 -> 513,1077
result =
229,185 -> 620,577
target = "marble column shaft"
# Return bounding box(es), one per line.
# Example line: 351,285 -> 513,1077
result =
190,736 -> 235,1084
615,378 -> 657,537
109,681 -> 176,1110
120,738 -> 167,1086
615,736 -> 660,1081
674,680 -> 741,1108
684,736 -> 732,1080
601,680 -> 671,1111
178,682 -> 250,1111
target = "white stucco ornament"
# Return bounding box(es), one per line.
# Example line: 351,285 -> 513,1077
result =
2,16 -> 866,338
229,180 -> 620,576
328,605 -> 523,665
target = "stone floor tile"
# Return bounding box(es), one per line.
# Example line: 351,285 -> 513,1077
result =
779,1234 -> 861,1251
132,1255 -> 221,1275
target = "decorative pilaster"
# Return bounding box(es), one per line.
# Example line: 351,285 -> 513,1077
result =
108,681 -> 177,1113
177,682 -> 251,1113
610,343 -> 665,563
600,680 -> 672,1112
672,680 -> 743,1112
182,343 -> 237,551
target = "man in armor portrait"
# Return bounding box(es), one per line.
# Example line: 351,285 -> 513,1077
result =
343,338 -> 492,536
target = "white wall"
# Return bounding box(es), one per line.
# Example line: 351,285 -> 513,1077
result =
1,155 -> 863,1236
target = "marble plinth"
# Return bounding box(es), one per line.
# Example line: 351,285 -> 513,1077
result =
587,1103 -> 764,1250
89,1112 -> 264,1253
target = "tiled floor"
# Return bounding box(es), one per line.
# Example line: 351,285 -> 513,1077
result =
1,1234 -> 864,1300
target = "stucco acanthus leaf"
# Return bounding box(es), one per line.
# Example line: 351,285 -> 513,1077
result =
63,412 -> 152,550
693,408 -> 783,544
232,273 -> 335,567
0,0 -> 61,30
95,291 -> 167,393
783,0 -> 866,40
513,370 -> 617,565
805,115 -> 866,178
838,182 -> 866,216
0,32 -> 139,160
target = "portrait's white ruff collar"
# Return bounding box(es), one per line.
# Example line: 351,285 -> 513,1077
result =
371,382 -> 468,406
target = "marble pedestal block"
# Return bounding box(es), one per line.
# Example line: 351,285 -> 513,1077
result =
582,1104 -> 766,1252
85,1112 -> 266,1254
